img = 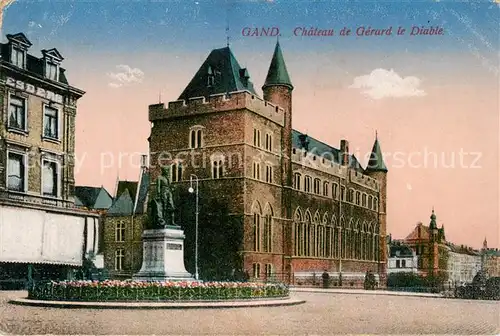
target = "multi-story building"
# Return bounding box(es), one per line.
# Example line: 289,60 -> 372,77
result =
446,243 -> 482,287
402,210 -> 448,280
387,240 -> 418,274
481,238 -> 500,278
145,41 -> 388,286
101,156 -> 149,279
0,32 -> 100,286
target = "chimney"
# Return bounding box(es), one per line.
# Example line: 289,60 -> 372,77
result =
340,139 -> 349,166
141,154 -> 149,169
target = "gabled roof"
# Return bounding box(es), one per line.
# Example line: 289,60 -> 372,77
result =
134,170 -> 150,214
365,136 -> 388,173
178,46 -> 257,100
263,41 -> 293,90
292,129 -> 364,172
74,186 -> 113,210
6,33 -> 32,47
116,181 -> 138,201
404,223 -> 430,241
107,189 -> 134,216
41,48 -> 64,62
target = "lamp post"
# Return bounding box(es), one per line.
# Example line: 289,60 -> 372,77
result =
188,174 -> 199,280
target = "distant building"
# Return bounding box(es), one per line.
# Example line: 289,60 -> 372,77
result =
101,155 -> 149,279
481,238 -> 500,278
402,209 -> 448,279
387,241 -> 418,274
446,243 -> 482,287
0,32 -> 99,285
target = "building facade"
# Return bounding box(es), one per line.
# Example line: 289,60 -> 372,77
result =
402,210 -> 448,280
387,240 -> 418,274
147,42 -> 388,286
481,238 -> 500,278
101,157 -> 149,279
446,244 -> 482,287
0,32 -> 100,286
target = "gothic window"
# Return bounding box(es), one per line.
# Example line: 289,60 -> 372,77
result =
323,181 -> 329,197
362,193 -> 367,207
294,173 -> 301,190
253,128 -> 261,147
253,162 -> 261,180
313,178 -> 321,194
189,126 -> 204,148
171,163 -> 182,182
212,159 -> 224,179
252,201 -> 262,252
265,165 -> 273,183
332,183 -> 338,199
263,204 -> 273,253
294,208 -> 303,256
356,191 -> 361,205
340,186 -> 346,201
304,176 -> 312,193
374,197 -> 379,211
305,211 -> 312,256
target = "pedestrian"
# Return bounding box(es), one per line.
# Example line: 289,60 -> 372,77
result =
322,270 -> 330,288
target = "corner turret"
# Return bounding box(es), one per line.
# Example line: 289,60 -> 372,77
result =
365,133 -> 388,173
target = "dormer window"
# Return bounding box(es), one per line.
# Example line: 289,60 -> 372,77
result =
41,48 -> 64,82
207,65 -> 215,87
6,33 -> 32,69
46,62 -> 58,81
11,46 -> 25,68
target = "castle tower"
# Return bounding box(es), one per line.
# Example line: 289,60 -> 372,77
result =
262,41 -> 294,279
429,208 -> 439,276
364,134 -> 388,282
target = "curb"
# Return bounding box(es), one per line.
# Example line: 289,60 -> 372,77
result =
8,297 -> 306,310
290,288 -> 443,299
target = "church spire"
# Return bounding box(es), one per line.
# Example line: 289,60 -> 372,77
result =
365,135 -> 388,173
429,208 -> 437,230
263,40 -> 293,90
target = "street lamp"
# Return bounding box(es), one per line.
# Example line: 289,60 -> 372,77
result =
188,174 -> 199,280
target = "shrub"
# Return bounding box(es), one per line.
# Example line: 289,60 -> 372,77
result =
28,280 -> 289,302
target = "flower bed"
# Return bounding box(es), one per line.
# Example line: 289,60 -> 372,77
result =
28,280 -> 289,302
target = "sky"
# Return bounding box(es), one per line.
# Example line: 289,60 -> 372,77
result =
3,0 -> 499,248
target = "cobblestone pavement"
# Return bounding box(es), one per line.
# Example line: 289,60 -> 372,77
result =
0,290 -> 498,335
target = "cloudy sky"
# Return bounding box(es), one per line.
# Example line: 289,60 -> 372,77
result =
3,0 -> 499,247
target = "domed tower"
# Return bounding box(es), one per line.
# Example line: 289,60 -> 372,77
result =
365,134 -> 388,282
428,208 -> 439,276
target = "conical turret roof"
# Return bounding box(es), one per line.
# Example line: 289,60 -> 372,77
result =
365,135 -> 388,173
263,41 -> 293,90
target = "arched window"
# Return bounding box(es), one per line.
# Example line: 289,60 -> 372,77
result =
263,204 -> 273,253
304,211 -> 312,256
362,193 -> 367,207
171,162 -> 182,182
294,208 -> 303,256
212,157 -> 224,179
252,201 -> 262,252
332,183 -> 338,199
323,181 -> 329,197
374,197 -> 379,211
348,189 -> 354,202
355,191 -> 361,205
294,173 -> 302,190
189,126 -> 204,149
304,176 -> 312,193
368,195 -> 373,209
313,178 -> 321,194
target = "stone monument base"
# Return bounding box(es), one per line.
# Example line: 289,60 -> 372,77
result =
133,227 -> 195,281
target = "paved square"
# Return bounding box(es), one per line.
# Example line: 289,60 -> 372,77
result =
0,291 -> 498,335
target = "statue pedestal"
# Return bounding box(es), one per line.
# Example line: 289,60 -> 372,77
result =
132,227 -> 194,281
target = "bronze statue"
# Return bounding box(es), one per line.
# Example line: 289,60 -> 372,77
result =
146,166 -> 179,229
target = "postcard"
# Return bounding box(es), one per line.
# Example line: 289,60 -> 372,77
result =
0,1 -> 498,335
